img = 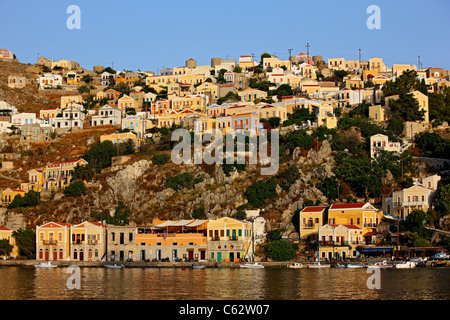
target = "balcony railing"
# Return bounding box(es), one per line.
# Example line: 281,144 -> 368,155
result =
302,224 -> 316,229
364,223 -> 378,228
43,240 -> 58,245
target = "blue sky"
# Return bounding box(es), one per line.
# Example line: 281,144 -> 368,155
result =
1,0 -> 449,72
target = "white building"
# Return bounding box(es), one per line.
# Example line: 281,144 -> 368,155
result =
370,134 -> 402,159
91,105 -> 122,127
101,71 -> 115,86
11,113 -> 37,126
38,73 -> 63,89
54,107 -> 84,129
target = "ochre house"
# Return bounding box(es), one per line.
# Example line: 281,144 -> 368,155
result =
36,222 -> 72,261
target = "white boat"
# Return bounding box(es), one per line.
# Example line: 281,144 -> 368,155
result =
287,263 -> 306,269
368,260 -> 392,268
335,263 -> 347,268
308,262 -> 330,268
104,264 -> 125,269
35,261 -> 58,268
240,262 -> 264,269
191,264 -> 206,269
394,261 -> 417,269
346,264 -> 365,268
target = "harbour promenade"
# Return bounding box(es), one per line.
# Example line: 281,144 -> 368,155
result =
0,259 -> 448,268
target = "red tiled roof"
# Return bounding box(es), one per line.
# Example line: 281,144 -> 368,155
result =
302,206 -> 327,212
330,203 -> 367,210
0,226 -> 11,231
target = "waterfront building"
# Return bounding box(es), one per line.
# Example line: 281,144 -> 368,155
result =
207,217 -> 253,262
0,226 -> 19,258
106,225 -> 137,262
318,224 -> 363,260
327,202 -> 382,245
70,221 -> 107,262
36,222 -> 72,261
299,206 -> 327,241
136,219 -> 209,262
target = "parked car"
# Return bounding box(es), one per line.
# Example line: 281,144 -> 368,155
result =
431,253 -> 448,260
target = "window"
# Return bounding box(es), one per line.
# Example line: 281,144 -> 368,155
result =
188,242 -> 194,246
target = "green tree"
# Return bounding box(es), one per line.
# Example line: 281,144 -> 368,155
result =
264,240 -> 296,261
64,181 -> 87,197
245,178 -> 277,208
266,229 -> 282,243
0,239 -> 13,258
389,93 -> 425,122
12,229 -> 36,258
83,140 -> 118,171
152,153 -> 169,165
276,165 -> 300,192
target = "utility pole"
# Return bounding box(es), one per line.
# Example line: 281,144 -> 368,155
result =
305,43 -> 310,61
418,56 -> 421,71
288,48 -> 293,70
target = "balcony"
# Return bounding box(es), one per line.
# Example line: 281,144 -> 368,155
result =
364,223 -> 378,228
302,224 -> 316,229
43,240 -> 58,245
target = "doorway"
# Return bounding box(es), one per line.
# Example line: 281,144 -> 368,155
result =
217,252 -> 222,262
141,250 -> 146,261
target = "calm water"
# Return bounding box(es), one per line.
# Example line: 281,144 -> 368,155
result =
0,266 -> 448,300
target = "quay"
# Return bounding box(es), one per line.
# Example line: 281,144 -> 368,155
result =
0,259 -> 449,268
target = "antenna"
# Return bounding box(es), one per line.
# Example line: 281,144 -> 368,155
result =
305,43 -> 310,58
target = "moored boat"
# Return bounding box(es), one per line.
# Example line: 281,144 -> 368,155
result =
35,261 -> 58,268
191,264 -> 206,269
104,264 -> 125,269
240,262 -> 264,269
346,264 -> 365,268
287,263 -> 306,269
368,260 -> 392,268
393,261 -> 417,269
308,262 -> 330,268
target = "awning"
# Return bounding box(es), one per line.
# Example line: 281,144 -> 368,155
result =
360,247 -> 394,253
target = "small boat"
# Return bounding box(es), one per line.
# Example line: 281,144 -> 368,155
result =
346,264 -> 365,268
287,263 -> 306,269
35,261 -> 58,268
104,264 -> 125,269
335,263 -> 347,268
191,264 -> 206,269
308,262 -> 330,268
368,260 -> 392,268
240,262 -> 264,269
394,261 -> 417,269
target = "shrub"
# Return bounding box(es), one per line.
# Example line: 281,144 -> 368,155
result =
264,240 -> 297,261
152,153 -> 169,165
165,173 -> 203,191
64,181 -> 87,197
245,177 -> 277,208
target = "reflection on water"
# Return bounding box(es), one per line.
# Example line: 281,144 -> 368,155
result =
0,267 -> 448,300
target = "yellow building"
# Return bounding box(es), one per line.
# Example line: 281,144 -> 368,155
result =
328,58 -> 345,70
195,82 -> 219,99
66,71 -> 81,85
171,94 -> 207,111
257,104 -> 288,122
1,188 -> 26,206
25,159 -> 88,193
100,132 -> 140,148
118,95 -> 139,112
318,224 -> 364,260
369,57 -> 384,71
136,219 -> 209,261
0,226 -> 19,258
70,221 -> 107,262
385,90 -> 429,123
315,104 -> 337,129
369,105 -> 390,122
36,222 -> 72,261
237,88 -> 267,102
40,107 -> 60,120
61,95 -> 83,109
392,64 -> 417,76
262,56 -> 291,70
177,73 -> 206,86
327,203 -> 382,238
299,206 -> 327,241
207,217 -> 253,262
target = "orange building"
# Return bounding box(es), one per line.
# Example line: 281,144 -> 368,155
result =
135,219 -> 209,261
